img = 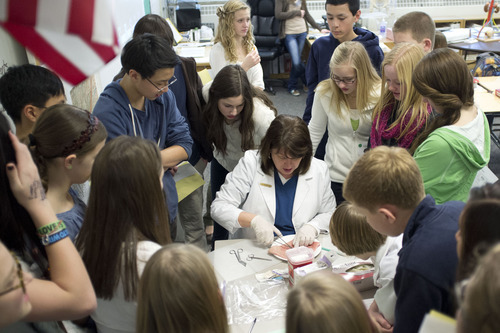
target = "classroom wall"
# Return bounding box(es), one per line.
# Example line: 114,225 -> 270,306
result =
0,0 -> 493,105
201,1 -> 489,36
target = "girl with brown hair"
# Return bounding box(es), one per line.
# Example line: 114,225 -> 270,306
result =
203,65 -> 276,244
30,104 -> 107,241
76,136 -> 171,333
411,48 -> 490,203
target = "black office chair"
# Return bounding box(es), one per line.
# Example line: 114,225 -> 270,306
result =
249,0 -> 285,94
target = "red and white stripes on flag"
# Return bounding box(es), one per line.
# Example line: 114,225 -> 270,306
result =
0,0 -> 119,85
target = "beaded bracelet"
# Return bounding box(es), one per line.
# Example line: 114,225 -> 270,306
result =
40,229 -> 69,246
37,220 -> 66,237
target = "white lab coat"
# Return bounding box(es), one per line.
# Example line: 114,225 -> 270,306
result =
211,150 -> 337,240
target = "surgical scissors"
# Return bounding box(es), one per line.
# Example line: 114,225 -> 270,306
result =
246,254 -> 272,261
229,248 -> 246,266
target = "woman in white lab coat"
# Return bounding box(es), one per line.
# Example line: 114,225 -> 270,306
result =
211,115 -> 336,247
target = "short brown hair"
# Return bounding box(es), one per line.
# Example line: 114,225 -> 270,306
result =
259,115 -> 312,176
393,11 -> 436,49
433,31 -> 447,49
343,146 -> 425,212
330,202 -> 387,255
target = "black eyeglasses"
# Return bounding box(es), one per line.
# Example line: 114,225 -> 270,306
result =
145,76 -> 177,93
333,76 -> 357,85
0,252 -> 26,297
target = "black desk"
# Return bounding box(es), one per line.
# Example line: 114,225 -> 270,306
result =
448,40 -> 500,59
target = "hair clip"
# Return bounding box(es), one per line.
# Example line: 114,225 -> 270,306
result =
60,112 -> 99,156
216,6 -> 226,17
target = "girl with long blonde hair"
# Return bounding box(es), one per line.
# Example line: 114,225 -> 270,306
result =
309,41 -> 380,203
211,0 -> 264,89
370,42 -> 431,149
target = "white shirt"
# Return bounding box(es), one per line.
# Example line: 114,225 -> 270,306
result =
308,88 -> 377,183
371,235 -> 403,325
91,241 -> 161,333
211,150 -> 336,239
209,42 -> 265,90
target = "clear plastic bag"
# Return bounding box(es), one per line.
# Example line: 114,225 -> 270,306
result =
223,278 -> 288,325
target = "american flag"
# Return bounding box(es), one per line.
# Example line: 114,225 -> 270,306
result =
0,0 -> 120,85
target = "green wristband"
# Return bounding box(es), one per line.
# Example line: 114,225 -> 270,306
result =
37,220 -> 66,237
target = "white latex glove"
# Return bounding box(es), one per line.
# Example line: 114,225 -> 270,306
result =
293,224 -> 317,247
250,215 -> 282,247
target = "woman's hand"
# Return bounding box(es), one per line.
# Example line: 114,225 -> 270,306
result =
250,215 -> 282,247
241,49 -> 261,72
5,131 -> 47,211
300,10 -> 305,18
293,224 -> 317,247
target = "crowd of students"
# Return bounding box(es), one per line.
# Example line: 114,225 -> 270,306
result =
0,0 -> 499,332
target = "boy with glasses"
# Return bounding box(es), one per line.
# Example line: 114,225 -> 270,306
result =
93,34 -> 193,238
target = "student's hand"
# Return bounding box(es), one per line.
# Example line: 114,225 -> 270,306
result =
320,29 -> 330,34
5,131 -> 47,211
241,49 -> 261,72
250,215 -> 282,247
368,300 -> 393,333
293,224 -> 317,247
300,10 -> 305,18
169,166 -> 178,177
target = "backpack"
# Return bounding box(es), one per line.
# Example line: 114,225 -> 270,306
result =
471,52 -> 500,77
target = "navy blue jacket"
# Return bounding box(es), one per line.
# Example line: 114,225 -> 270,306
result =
93,81 -> 193,221
303,27 -> 384,123
394,195 -> 464,333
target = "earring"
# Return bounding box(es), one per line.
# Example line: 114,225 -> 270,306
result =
67,165 -> 72,170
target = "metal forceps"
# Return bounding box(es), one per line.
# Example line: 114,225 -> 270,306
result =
247,254 -> 272,261
230,248 -> 246,266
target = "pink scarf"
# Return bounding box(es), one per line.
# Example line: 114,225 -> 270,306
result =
370,103 -> 431,149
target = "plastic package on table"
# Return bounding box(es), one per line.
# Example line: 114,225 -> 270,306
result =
224,278 -> 288,325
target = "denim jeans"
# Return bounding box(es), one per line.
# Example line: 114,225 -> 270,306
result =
284,32 -> 307,91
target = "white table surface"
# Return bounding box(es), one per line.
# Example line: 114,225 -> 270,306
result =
208,234 -> 376,333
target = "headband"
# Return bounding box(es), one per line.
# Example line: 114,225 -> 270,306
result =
60,112 -> 100,156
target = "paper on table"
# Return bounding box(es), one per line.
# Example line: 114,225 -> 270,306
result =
178,47 -> 206,58
418,310 -> 456,333
173,161 -> 204,202
207,239 -> 281,282
198,69 -> 212,85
